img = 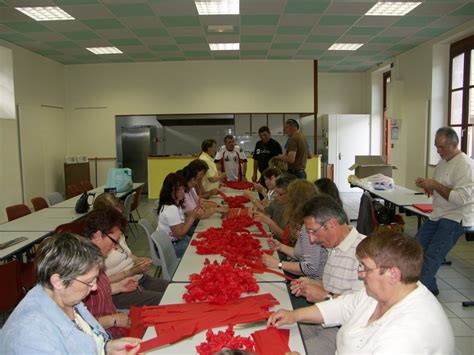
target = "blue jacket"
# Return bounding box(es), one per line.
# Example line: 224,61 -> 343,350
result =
0,285 -> 109,354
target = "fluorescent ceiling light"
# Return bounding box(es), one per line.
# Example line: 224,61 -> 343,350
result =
195,0 -> 239,15
15,7 -> 74,21
365,2 -> 421,16
329,43 -> 364,51
87,47 -> 123,55
208,25 -> 234,33
209,43 -> 239,51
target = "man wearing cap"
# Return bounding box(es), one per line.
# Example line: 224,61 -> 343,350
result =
281,119 -> 307,179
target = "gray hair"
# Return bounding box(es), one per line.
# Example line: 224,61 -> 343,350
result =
436,127 -> 459,145
302,194 -> 348,225
36,233 -> 103,289
274,173 -> 298,190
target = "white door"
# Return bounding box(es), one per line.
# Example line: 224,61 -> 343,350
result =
336,115 -> 370,192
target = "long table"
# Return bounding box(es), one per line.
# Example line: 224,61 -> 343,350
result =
0,231 -> 50,260
143,283 -> 307,354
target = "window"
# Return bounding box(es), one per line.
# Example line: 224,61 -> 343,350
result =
448,35 -> 474,157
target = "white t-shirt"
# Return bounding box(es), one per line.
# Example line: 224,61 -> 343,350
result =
157,204 -> 185,241
318,282 -> 455,354
215,145 -> 247,181
431,152 -> 474,226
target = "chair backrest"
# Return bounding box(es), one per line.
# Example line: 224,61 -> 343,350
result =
80,180 -> 94,191
47,192 -> 64,206
356,191 -> 379,235
54,219 -> 86,235
151,229 -> 179,281
0,260 -> 24,312
130,185 -> 144,212
122,192 -> 136,219
67,184 -> 82,198
138,218 -> 161,267
31,197 -> 49,211
6,204 -> 31,221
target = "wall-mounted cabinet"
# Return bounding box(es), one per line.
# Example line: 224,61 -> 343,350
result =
251,114 -> 268,135
234,114 -> 251,135
235,113 -> 289,136
268,114 -> 284,135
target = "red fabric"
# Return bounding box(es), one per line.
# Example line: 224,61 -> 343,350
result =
252,327 -> 291,355
223,180 -> 254,190
222,195 -> 251,208
413,203 -> 433,213
196,326 -> 255,355
281,225 -> 291,246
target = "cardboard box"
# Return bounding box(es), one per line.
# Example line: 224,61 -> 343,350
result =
349,156 -> 396,178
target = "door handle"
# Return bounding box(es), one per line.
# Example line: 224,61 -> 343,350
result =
338,153 -> 341,160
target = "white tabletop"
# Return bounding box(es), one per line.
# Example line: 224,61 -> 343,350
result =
50,183 -> 144,208
143,282 -> 306,354
0,231 -> 50,260
0,207 -> 85,232
354,183 -> 433,207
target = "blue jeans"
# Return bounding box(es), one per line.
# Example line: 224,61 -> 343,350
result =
288,169 -> 307,179
415,218 -> 466,292
173,234 -> 191,258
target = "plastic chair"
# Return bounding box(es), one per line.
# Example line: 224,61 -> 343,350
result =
31,197 -> 49,211
130,185 -> 144,222
67,184 -> 82,198
138,218 -> 162,277
54,219 -> 86,235
47,192 -> 64,206
80,180 -> 94,191
0,260 -> 24,319
150,230 -> 179,281
6,204 -> 31,221
122,192 -> 137,237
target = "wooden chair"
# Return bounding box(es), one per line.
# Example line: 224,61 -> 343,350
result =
31,197 -> 49,211
67,184 -> 82,198
130,185 -> 144,222
54,219 -> 86,235
80,180 -> 94,191
6,204 -> 31,221
0,260 -> 24,319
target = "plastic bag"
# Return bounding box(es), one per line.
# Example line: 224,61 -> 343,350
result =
106,168 -> 133,193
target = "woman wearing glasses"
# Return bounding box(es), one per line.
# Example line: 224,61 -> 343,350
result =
268,231 -> 455,354
0,233 -> 140,354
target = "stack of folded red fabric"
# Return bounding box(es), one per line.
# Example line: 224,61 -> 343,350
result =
223,180 -> 254,190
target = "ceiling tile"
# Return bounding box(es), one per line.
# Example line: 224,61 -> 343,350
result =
20,42 -> 53,51
413,27 -> 448,37
300,43 -> 331,50
149,0 -> 198,16
369,36 -> 403,44
429,15 -> 473,28
0,7 -> 31,21
109,38 -> 142,46
360,43 -> 392,51
347,26 -> 383,36
149,44 -> 179,52
311,25 -> 348,36
166,26 -> 204,36
27,31 -> 66,41
205,26 -> 240,35
241,34 -> 273,43
7,0 -> 54,5
267,49 -> 296,56
161,56 -> 185,61
318,15 -> 360,26
60,5 -> 113,19
96,29 -> 135,39
279,14 -> 320,26
356,16 -> 399,27
119,16 -> 162,28
273,34 -> 306,43
348,49 -> 378,57
53,0 -> 99,5
298,49 -> 324,56
140,36 -> 175,45
174,35 -> 206,44
241,49 -> 267,55
43,20 -> 89,32
62,30 -> 100,40
241,15 -> 280,26
271,42 -> 300,49
0,32 -> 32,42
47,40 -> 80,48
241,26 -> 276,35
36,48 -> 63,56
240,0 -> 286,15
74,38 -> 109,47
284,0 -> 331,14
106,3 -> 154,17
394,16 -> 438,27
82,18 -> 123,30
307,35 -> 340,43
449,2 -> 474,16
337,35 -> 372,43
127,52 -> 155,59
324,2 -> 374,15
183,50 -> 210,56
198,15 -> 240,26
6,21 -> 50,32
276,26 -> 311,35
207,34 -> 240,43
409,2 -> 461,16
160,16 -> 200,27
388,43 -> 416,52
380,26 -> 421,37
132,27 -> 167,37
241,42 -> 271,50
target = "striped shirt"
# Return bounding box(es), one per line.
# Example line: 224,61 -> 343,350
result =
323,227 -> 366,295
293,227 -> 328,279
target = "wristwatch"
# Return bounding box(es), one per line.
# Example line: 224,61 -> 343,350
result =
324,292 -> 335,301
278,262 -> 283,270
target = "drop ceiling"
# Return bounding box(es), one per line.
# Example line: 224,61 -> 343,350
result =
0,0 -> 472,72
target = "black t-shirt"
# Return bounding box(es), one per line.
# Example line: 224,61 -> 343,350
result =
253,138 -> 283,172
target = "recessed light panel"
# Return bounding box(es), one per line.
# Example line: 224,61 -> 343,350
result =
329,43 -> 364,51
208,25 -> 234,33
365,2 -> 421,16
87,47 -> 123,55
195,0 -> 239,15
15,7 -> 75,21
209,43 -> 239,51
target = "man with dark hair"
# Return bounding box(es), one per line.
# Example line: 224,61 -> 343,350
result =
281,119 -> 307,179
199,138 -> 226,192
415,126 -> 473,295
252,126 -> 282,185
214,135 -> 247,181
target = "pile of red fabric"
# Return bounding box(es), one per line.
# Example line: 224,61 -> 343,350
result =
196,326 -> 255,355
222,180 -> 254,190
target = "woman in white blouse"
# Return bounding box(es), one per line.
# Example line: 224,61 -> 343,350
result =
157,173 -> 203,258
268,231 -> 455,354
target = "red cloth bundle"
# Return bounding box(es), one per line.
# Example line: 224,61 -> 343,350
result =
223,180 -> 254,190
413,203 -> 433,213
252,327 -> 291,355
222,195 -> 251,208
134,294 -> 279,353
222,215 -> 257,231
196,326 -> 255,355
183,259 -> 259,304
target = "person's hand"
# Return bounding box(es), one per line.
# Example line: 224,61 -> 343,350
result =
415,177 -> 426,188
267,310 -> 296,328
253,183 -> 265,195
209,188 -> 219,196
416,177 -> 434,195
106,337 -> 141,355
290,282 -> 328,303
130,258 -> 151,274
261,254 -> 279,268
242,190 -> 254,199
253,211 -> 272,225
113,312 -> 131,328
119,277 -> 138,293
215,206 -> 228,214
252,174 -> 257,183
190,207 -> 205,219
219,172 -> 227,180
267,238 -> 282,251
241,175 -> 247,182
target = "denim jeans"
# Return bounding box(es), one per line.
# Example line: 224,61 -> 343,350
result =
415,218 -> 466,292
288,169 -> 307,179
173,234 -> 191,259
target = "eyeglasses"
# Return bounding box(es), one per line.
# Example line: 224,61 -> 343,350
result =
357,264 -> 391,273
274,190 -> 287,197
102,232 -> 126,253
307,222 -> 327,237
73,277 -> 97,288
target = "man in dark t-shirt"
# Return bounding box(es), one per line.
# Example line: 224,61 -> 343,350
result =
252,126 -> 282,185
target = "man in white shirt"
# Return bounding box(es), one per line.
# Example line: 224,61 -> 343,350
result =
215,135 -> 247,181
415,127 -> 474,295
